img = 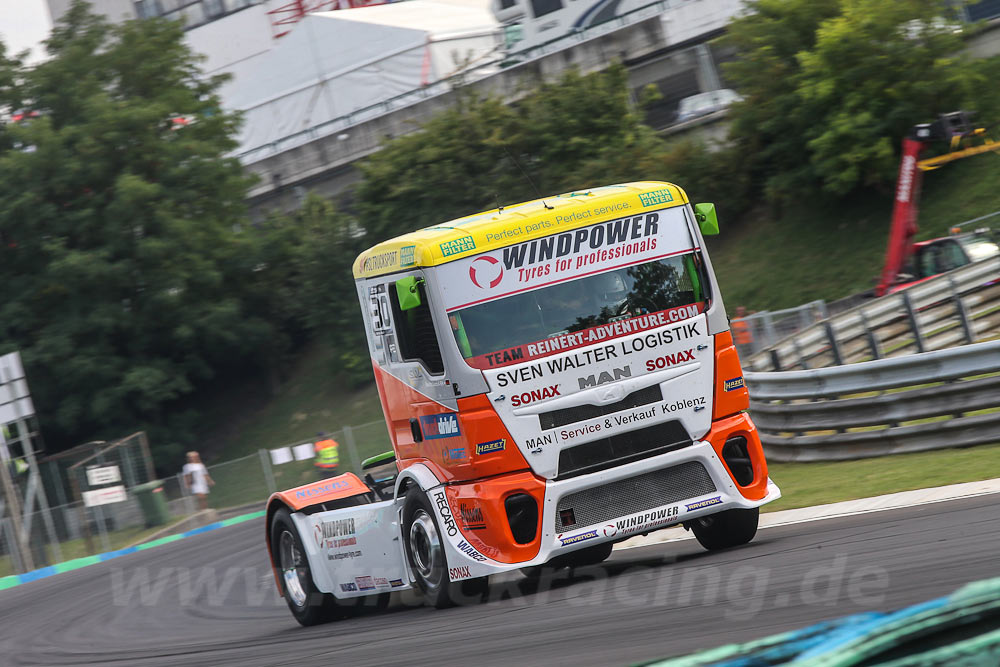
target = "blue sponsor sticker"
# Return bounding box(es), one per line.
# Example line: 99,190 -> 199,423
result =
475,438 -> 506,455
724,376 -> 745,392
389,578 -> 404,588
685,496 -> 723,512
400,245 -> 416,267
442,446 -> 467,461
295,478 -> 350,499
420,413 -> 461,439
559,530 -> 599,546
638,189 -> 674,207
339,582 -> 358,592
440,236 -> 476,257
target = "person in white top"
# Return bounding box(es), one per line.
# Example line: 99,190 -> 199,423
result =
183,451 -> 214,510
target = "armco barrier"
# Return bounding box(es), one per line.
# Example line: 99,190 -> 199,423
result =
747,255 -> 1000,372
746,339 -> 1000,462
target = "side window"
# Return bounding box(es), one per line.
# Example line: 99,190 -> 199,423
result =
940,241 -> 967,272
919,246 -> 939,278
388,277 -> 445,375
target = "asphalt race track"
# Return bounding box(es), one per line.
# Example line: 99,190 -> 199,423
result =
2,495 -> 997,667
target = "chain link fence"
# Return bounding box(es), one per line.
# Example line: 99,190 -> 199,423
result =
730,301 -> 829,359
1,420 -> 391,577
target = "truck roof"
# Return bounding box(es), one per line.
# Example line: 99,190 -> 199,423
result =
352,181 -> 689,279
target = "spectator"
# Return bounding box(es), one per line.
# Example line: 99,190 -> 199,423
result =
314,432 -> 340,479
183,451 -> 214,510
732,305 -> 754,357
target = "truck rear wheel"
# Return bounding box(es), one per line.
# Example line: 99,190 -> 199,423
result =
690,507 -> 759,551
270,507 -> 338,626
402,490 -> 488,608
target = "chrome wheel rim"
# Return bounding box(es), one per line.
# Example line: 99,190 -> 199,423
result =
279,530 -> 309,607
409,509 -> 443,587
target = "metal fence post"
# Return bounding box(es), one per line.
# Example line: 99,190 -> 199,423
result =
949,277 -> 975,344
860,309 -> 882,360
258,449 -> 277,495
901,292 -> 926,353
341,425 -> 363,475
823,321 -> 844,366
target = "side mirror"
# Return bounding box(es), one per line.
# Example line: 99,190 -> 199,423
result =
395,275 -> 423,311
694,202 -> 719,236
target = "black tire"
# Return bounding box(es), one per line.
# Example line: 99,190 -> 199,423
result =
564,541 -> 614,568
270,507 -> 338,626
401,490 -> 488,608
690,507 -> 759,551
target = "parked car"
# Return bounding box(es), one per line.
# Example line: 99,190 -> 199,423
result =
674,89 -> 742,124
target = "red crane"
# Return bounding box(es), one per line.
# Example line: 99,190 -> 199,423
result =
876,111 -> 1000,296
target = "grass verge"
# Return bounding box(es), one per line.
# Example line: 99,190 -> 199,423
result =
763,442 -> 1000,512
0,522 -> 182,578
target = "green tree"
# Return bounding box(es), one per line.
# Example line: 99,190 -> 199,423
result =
0,2 -> 273,459
724,0 -> 993,200
356,64 -> 676,240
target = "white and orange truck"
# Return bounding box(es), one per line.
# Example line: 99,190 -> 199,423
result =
265,182 -> 781,625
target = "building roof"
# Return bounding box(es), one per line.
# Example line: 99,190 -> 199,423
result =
352,181 -> 690,278
317,0 -> 497,37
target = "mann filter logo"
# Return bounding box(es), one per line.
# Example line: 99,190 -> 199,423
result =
420,413 -> 461,439
440,235 -> 476,257
361,250 -> 398,273
578,366 -> 632,390
724,377 -> 745,392
400,245 -> 416,267
475,439 -> 505,455
639,189 -> 674,207
686,496 -> 723,511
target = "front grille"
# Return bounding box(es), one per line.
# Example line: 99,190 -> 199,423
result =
555,461 -> 715,531
539,385 -> 663,430
557,420 -> 692,480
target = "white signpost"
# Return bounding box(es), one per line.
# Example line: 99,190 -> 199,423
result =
86,465 -> 122,487
82,485 -> 128,508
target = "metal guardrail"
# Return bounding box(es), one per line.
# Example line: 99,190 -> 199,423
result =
747,255 -> 1000,372
746,339 -> 1000,462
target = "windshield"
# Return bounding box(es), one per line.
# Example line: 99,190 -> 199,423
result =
957,234 -> 1000,262
450,252 -> 709,369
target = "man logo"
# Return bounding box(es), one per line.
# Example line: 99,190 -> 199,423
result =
469,256 -> 503,289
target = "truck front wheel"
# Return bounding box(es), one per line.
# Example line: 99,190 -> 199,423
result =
270,507 -> 338,626
690,507 -> 759,551
402,490 -> 488,608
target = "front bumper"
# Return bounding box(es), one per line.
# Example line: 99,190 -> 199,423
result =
437,438 -> 781,580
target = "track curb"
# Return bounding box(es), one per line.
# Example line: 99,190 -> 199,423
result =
0,510 -> 265,592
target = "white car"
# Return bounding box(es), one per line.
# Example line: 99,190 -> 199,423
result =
675,89 -> 742,124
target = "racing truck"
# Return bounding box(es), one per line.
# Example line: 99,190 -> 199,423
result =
265,181 -> 781,625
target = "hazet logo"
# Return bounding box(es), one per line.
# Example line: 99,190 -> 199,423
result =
475,439 -> 506,455
724,377 -> 745,392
